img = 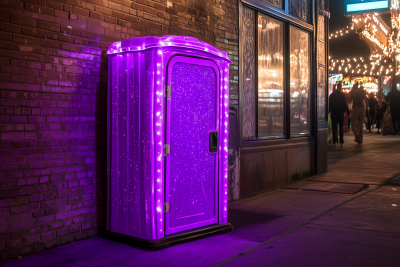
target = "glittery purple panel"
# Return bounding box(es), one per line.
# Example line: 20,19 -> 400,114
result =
166,60 -> 218,234
107,35 -> 231,241
108,52 -> 157,239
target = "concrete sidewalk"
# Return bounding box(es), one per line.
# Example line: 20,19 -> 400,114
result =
2,131 -> 400,267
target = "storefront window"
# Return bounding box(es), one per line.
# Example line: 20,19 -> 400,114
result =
289,0 -> 310,23
258,14 -> 284,138
240,4 -> 313,142
290,26 -> 311,136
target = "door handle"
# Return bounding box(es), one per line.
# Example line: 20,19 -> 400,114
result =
209,131 -> 218,153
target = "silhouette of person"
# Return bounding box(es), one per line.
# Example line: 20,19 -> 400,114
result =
329,82 -> 350,147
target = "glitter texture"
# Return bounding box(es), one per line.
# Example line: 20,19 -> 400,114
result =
107,35 -> 231,241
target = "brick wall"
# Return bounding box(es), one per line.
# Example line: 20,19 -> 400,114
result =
0,0 -> 239,260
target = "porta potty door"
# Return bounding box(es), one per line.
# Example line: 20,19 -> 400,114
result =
165,56 -> 219,235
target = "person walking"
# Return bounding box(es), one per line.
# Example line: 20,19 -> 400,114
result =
368,93 -> 378,132
376,92 -> 387,134
329,82 -> 350,147
346,95 -> 352,131
350,83 -> 367,144
387,88 -> 400,134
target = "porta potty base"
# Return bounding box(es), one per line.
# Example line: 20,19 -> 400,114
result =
101,223 -> 233,250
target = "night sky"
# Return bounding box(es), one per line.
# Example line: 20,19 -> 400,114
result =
328,0 -> 391,60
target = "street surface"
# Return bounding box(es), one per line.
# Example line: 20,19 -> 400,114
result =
2,131 -> 400,267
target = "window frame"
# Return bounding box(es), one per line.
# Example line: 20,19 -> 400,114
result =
239,0 -> 316,149
256,13 -> 286,141
241,0 -> 314,30
289,25 -> 312,138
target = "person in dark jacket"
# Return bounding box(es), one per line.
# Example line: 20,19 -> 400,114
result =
387,89 -> 400,134
329,82 -> 350,147
350,83 -> 367,144
376,92 -> 387,134
368,93 -> 378,132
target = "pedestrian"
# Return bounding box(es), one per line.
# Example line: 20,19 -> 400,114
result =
387,88 -> 400,134
350,83 -> 367,144
347,94 -> 352,131
329,82 -> 350,147
368,92 -> 378,132
376,92 -> 387,134
382,95 -> 394,135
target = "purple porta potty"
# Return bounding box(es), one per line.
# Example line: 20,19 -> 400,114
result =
105,35 -> 232,249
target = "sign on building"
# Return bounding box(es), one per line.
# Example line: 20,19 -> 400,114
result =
345,0 -> 390,15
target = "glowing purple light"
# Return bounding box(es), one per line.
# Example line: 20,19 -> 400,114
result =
107,35 -> 231,241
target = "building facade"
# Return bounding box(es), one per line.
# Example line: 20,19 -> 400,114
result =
0,0 -> 328,260
232,0 -> 329,199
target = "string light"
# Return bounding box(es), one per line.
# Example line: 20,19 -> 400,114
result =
329,56 -> 395,76
330,2 -> 400,77
352,13 -> 391,56
329,24 -> 355,40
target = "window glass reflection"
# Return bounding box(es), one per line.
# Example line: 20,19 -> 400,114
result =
290,26 -> 310,136
258,14 -> 285,138
260,0 -> 282,8
289,0 -> 310,23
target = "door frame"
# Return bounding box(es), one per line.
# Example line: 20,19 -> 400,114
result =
164,55 -> 221,235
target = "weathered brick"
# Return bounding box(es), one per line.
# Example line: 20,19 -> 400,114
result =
44,238 -> 59,248
59,234 -> 74,244
20,245 -> 33,255
0,23 -> 21,33
32,209 -> 45,218
0,14 -> 10,22
0,208 -> 10,218
10,16 -> 37,28
0,190 -> 18,199
55,10 -> 68,19
37,214 -> 55,225
56,226 -> 69,237
41,230 -> 56,241
39,176 -> 49,183
88,229 -> 97,237
29,193 -> 43,202
90,11 -> 104,21
72,7 -> 89,17
36,20 -> 60,32
69,224 -> 80,233
12,196 -> 29,206
111,10 -> 125,19
10,239 -> 22,248
81,222 -> 91,230
74,231 -> 88,240
68,181 -> 79,187
26,234 -> 40,244
33,242 -> 45,253
10,205 -> 27,214
10,202 -> 40,214
47,0 -> 63,10
18,186 -> 34,196
0,0 -> 242,260
45,206 -> 58,215
49,221 -> 63,230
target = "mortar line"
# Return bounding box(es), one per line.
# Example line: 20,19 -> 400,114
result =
213,183 -> 385,267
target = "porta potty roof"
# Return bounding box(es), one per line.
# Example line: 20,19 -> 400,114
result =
106,35 -> 231,62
